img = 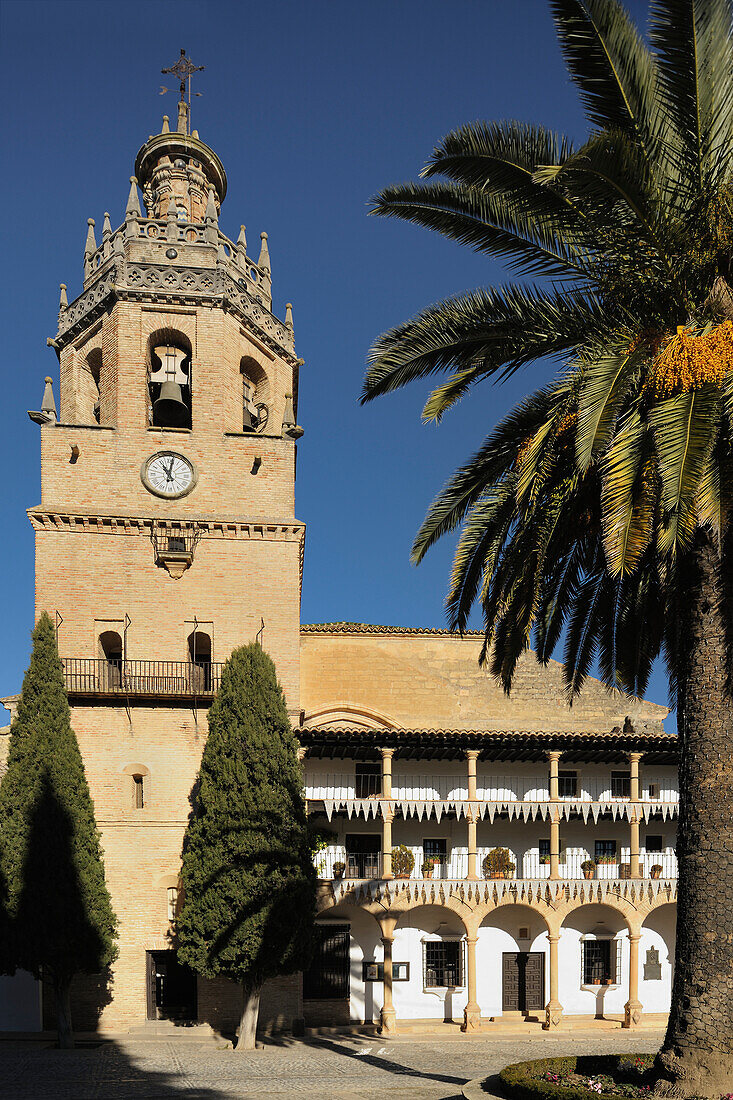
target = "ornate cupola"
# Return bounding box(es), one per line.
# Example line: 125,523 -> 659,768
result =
134,101 -> 227,223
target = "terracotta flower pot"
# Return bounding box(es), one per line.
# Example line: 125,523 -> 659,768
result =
583,869 -> 595,880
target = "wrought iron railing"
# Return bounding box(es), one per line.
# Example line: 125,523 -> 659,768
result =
62,658 -> 223,697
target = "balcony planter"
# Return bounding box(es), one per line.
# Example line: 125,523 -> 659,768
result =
421,859 -> 436,879
619,863 -> 631,880
482,847 -> 515,880
391,845 -> 414,879
650,864 -> 663,879
581,860 -> 596,880
332,862 -> 345,880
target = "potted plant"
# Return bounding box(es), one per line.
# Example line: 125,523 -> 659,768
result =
482,847 -> 515,880
421,858 -> 436,879
581,859 -> 596,880
391,845 -> 415,879
650,864 -> 663,880
619,862 -> 631,879
332,861 -> 345,879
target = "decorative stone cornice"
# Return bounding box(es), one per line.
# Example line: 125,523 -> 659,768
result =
56,261 -> 296,363
322,876 -> 677,911
27,509 -> 305,544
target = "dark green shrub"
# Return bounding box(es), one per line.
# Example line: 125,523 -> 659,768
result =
499,1054 -> 655,1100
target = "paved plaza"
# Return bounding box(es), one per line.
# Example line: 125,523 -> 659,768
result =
0,1030 -> 665,1099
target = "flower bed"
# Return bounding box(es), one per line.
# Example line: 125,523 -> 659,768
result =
499,1056 -> 733,1099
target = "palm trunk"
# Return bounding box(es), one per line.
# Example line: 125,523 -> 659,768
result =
656,531 -> 733,1097
54,975 -> 74,1050
234,980 -> 261,1051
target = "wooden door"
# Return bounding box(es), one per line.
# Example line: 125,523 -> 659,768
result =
502,952 -> 545,1012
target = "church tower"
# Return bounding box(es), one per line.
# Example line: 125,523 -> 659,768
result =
29,75 -> 305,1030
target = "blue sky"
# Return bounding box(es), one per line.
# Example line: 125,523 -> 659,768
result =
0,0 -> 671,728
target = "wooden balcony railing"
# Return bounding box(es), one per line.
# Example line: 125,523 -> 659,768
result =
62,658 -> 223,698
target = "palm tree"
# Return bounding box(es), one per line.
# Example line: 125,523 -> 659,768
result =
362,1 -> 733,1094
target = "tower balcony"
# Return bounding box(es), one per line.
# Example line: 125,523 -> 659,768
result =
61,658 -> 222,699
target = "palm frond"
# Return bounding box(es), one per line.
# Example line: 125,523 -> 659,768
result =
363,284 -> 612,403
575,345 -> 639,469
651,0 -> 733,193
370,181 -> 590,278
600,410 -> 657,574
551,0 -> 662,158
649,383 -> 721,554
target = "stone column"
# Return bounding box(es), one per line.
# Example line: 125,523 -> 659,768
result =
382,811 -> 393,880
623,933 -> 643,1028
466,749 -> 479,800
466,814 -> 478,880
466,749 -> 480,880
380,925 -> 397,1035
461,935 -> 481,1031
629,752 -> 642,879
548,751 -> 562,880
544,932 -> 563,1029
381,747 -> 394,799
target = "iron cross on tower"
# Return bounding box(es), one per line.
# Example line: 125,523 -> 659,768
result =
161,50 -> 204,133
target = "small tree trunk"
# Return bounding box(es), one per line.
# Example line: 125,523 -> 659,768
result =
655,531 -> 733,1097
235,980 -> 261,1051
54,975 -> 74,1050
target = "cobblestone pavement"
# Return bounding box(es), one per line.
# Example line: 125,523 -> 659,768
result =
0,1030 -> 664,1099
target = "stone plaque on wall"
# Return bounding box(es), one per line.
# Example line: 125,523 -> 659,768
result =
643,947 -> 662,980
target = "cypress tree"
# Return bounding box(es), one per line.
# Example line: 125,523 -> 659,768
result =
0,612 -> 117,1047
177,643 -> 316,1050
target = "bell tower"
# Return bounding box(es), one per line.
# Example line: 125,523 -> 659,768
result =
28,73 -> 306,1031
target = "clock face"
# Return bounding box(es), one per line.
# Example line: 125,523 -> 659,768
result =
142,452 -> 196,498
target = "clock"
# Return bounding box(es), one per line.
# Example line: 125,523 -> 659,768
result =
141,451 -> 197,499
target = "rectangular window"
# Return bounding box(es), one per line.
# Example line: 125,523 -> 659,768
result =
423,839 -> 447,864
645,835 -> 663,852
355,762 -> 381,799
582,940 -> 618,985
595,839 -> 617,863
539,838 -> 551,865
558,770 -> 578,798
424,941 -> 463,988
611,771 -> 631,798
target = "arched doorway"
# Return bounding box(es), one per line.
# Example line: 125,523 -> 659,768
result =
477,903 -> 550,1019
98,630 -> 123,689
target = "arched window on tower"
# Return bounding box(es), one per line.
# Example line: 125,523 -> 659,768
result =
240,357 -> 269,433
148,332 -> 192,429
187,631 -> 212,692
80,348 -> 102,424
99,630 -> 123,690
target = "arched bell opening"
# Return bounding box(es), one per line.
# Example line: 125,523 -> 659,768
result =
187,630 -> 212,691
98,630 -> 123,689
81,348 -> 102,424
239,356 -> 269,433
148,329 -> 193,429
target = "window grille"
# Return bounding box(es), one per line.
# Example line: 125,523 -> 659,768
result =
423,839 -> 447,864
645,835 -> 663,853
611,771 -> 631,797
581,939 -> 621,985
303,925 -> 350,1000
423,941 -> 463,988
558,770 -> 578,797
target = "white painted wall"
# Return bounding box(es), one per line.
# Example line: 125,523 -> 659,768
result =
559,904 -> 629,1016
640,904 -> 676,1013
0,971 -> 41,1031
392,907 -> 467,1021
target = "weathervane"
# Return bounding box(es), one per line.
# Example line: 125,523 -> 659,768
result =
160,49 -> 204,106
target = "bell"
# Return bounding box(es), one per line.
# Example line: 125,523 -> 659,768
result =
153,381 -> 189,428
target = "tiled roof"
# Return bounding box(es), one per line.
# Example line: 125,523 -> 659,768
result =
298,725 -> 675,743
301,622 -> 482,636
